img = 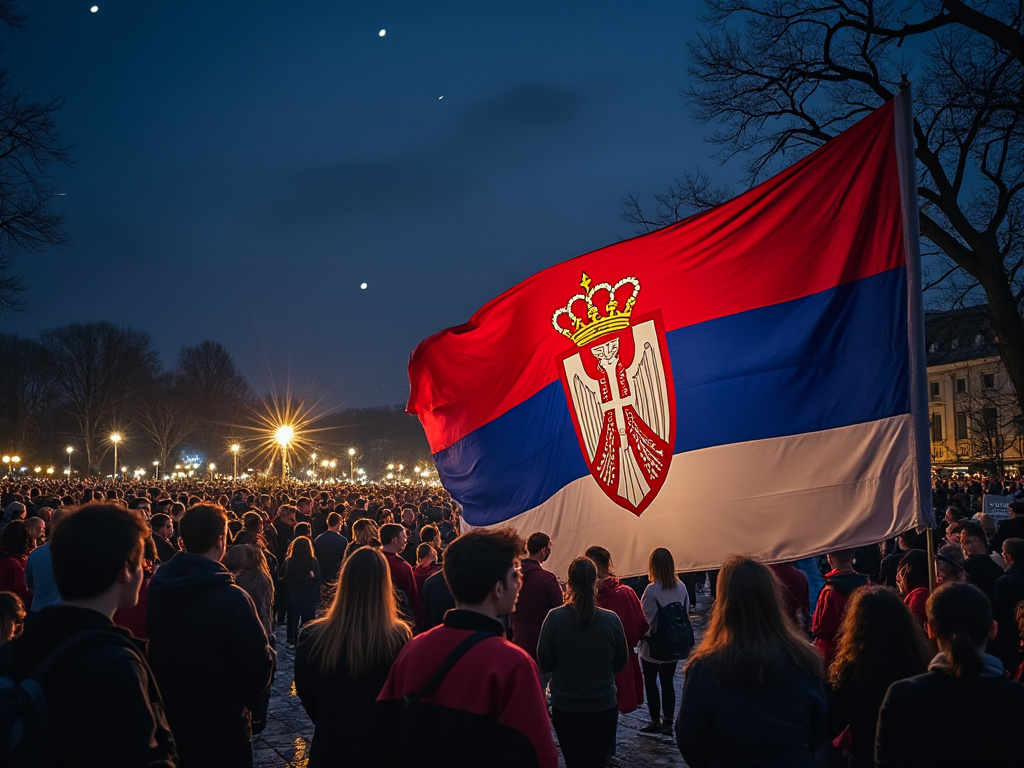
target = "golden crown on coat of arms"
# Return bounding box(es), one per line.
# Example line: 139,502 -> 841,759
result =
551,273 -> 641,347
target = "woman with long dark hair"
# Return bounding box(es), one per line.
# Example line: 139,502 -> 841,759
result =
281,535 -> 321,647
537,556 -> 627,768
675,556 -> 826,768
293,547 -> 412,767
827,586 -> 930,768
876,583 -> 1024,767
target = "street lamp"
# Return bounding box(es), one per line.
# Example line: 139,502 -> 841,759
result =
109,433 -> 122,480
66,446 -> 74,477
209,463 -> 216,480
276,426 -> 294,480
153,460 -> 160,478
348,447 -> 356,481
329,460 -> 336,480
231,443 -> 240,478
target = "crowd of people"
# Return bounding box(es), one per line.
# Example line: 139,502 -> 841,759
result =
0,474 -> 1023,767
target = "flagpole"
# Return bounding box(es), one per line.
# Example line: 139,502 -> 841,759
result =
894,82 -> 935,531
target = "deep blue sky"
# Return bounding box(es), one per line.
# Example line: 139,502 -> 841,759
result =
4,1 -> 707,408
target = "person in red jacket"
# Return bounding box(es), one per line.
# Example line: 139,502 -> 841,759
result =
586,545 -> 649,715
811,548 -> 868,666
381,523 -> 421,623
372,528 -> 558,768
511,532 -> 564,681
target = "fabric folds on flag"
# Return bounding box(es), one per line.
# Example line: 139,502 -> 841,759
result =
408,88 -> 932,577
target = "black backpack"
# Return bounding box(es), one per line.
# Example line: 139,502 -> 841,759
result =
646,597 -> 695,662
0,628 -> 142,767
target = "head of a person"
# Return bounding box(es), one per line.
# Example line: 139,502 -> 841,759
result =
0,590 -> 26,644
287,535 -> 314,560
1001,537 -> 1024,567
584,545 -> 614,578
150,512 -> 173,540
416,542 -> 436,566
3,502 -> 26,522
352,518 -> 379,546
296,497 -> 312,515
829,585 -> 930,690
648,547 -> 677,588
0,520 -> 30,557
1009,500 -> 1024,518
223,543 -> 259,573
825,548 -> 856,571
414,522 -> 434,542
24,516 -> 45,542
973,512 -> 996,543
945,520 -> 966,547
128,497 -> 151,516
934,554 -> 966,586
179,504 -> 228,557
959,522 -> 988,557
442,529 -> 523,611
242,511 -> 263,533
691,555 -> 823,684
925,582 -> 995,678
526,532 -> 551,562
326,512 -> 341,530
293,522 -> 311,540
944,505 -> 965,525
380,523 -> 407,552
401,507 -> 416,527
277,505 -> 298,525
896,549 -> 929,595
566,556 -> 599,626
311,546 -> 411,676
50,504 -> 149,603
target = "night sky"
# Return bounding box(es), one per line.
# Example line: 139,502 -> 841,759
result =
4,1 -> 707,409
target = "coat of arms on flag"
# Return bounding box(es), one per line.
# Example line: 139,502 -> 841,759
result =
552,273 -> 675,515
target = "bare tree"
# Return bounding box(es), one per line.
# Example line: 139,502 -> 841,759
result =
0,333 -> 56,455
135,378 -> 195,475
177,340 -> 253,462
631,1 -> 1024,414
41,322 -> 159,473
0,3 -> 72,313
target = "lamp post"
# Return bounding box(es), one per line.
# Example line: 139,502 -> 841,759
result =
348,447 -> 356,482
329,460 -> 336,480
231,443 -> 240,478
209,463 -> 216,480
110,433 -> 122,480
153,459 -> 160,479
276,426 -> 294,481
66,446 -> 74,477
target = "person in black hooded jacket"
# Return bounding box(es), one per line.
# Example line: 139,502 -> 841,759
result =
147,504 -> 274,768
0,503 -> 176,767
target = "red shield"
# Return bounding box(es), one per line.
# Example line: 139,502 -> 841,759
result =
557,310 -> 676,515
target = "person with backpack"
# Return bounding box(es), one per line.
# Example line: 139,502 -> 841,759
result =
638,547 -> 692,736
0,503 -> 176,767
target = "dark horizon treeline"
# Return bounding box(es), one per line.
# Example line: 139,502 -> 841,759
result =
0,322 -> 430,477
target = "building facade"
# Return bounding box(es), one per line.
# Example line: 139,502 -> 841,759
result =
926,306 -> 1024,474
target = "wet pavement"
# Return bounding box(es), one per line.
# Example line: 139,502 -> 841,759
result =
254,588 -> 712,768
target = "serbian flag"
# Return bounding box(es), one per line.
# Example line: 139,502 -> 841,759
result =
408,88 -> 933,577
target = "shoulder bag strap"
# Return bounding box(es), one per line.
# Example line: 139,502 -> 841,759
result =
402,629 -> 491,707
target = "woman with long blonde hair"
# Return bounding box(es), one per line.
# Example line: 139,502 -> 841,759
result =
675,556 -> 826,768
293,546 -> 411,767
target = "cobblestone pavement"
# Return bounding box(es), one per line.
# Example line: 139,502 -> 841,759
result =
254,589 -> 712,768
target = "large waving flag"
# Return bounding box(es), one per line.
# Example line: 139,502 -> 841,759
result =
408,88 -> 932,577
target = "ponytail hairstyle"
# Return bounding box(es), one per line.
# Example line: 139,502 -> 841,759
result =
925,582 -> 993,679
566,556 -> 599,627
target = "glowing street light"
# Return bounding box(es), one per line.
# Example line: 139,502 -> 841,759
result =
109,433 -> 122,480
66,446 -> 74,477
348,447 -> 356,481
153,460 -> 160,478
231,443 -> 240,478
276,426 -> 294,480
209,463 -> 216,480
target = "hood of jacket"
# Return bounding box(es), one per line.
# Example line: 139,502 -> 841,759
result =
148,551 -> 234,604
824,569 -> 870,595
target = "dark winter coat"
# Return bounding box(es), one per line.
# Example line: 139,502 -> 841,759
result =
147,552 -> 274,768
